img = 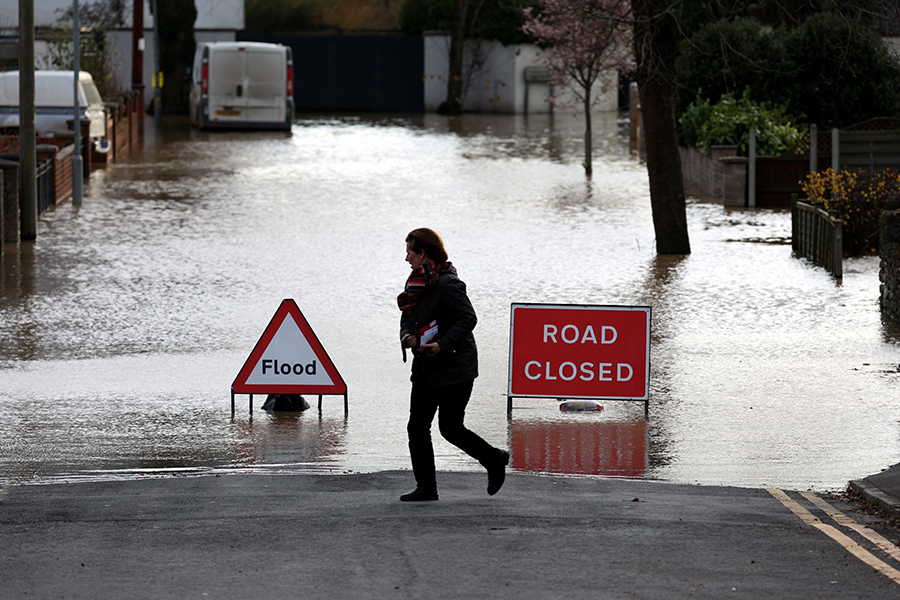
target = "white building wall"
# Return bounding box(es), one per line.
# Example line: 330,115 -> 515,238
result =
423,33 -> 449,112
195,0 -> 243,29
0,0 -> 72,27
0,0 -> 243,29
425,35 -> 520,113
515,43 -> 549,114
424,33 -> 618,114
460,39 -> 516,113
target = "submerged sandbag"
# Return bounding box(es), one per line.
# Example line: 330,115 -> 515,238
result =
262,394 -> 310,412
559,400 -> 603,412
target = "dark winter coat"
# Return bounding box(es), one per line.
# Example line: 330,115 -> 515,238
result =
399,264 -> 478,386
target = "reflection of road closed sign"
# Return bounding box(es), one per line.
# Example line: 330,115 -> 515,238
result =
508,303 -> 650,400
232,299 -> 346,395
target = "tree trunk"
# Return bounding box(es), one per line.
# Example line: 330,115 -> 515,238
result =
583,87 -> 593,177
441,0 -> 469,115
158,0 -> 197,115
633,0 -> 691,255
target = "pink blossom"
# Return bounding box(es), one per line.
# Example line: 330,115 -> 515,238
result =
522,0 -> 633,111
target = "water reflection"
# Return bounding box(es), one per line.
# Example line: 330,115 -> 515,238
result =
1,243 -> 37,361
1,112 -> 898,490
232,411 -> 347,471
883,313 -> 900,344
511,416 -> 647,478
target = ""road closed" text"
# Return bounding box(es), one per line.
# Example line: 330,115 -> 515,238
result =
524,360 -> 633,382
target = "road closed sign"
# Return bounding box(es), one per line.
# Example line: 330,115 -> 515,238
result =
508,303 -> 650,401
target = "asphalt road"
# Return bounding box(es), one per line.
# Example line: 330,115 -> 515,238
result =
2,471 -> 900,599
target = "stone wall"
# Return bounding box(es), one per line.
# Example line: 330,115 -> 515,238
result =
881,210 -> 900,322
52,145 -> 74,206
679,145 -> 746,206
0,159 -> 17,243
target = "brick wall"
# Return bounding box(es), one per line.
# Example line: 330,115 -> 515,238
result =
679,145 -> 746,206
54,144 -> 74,205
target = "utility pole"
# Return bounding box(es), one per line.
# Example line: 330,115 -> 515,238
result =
18,0 -> 36,240
151,0 -> 161,129
72,0 -> 83,206
132,0 -> 144,136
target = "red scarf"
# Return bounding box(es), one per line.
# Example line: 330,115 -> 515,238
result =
398,260 -> 446,311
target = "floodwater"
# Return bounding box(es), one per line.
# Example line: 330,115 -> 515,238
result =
2,112 -> 899,491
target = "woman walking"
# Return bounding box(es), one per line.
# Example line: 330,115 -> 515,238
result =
397,228 -> 509,501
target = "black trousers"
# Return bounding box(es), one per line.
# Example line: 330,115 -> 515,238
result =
407,380 -> 497,492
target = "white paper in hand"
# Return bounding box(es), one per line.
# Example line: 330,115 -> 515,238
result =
419,320 -> 438,345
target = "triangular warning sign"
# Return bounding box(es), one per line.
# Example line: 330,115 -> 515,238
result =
232,299 -> 347,395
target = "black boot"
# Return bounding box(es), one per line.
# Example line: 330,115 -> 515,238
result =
487,449 -> 510,496
400,487 -> 439,502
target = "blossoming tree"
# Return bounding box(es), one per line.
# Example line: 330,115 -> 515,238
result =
522,0 -> 632,177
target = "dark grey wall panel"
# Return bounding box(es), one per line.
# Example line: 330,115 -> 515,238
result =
238,34 -> 424,112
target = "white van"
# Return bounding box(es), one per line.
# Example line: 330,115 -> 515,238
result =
190,42 -> 294,131
0,70 -> 107,139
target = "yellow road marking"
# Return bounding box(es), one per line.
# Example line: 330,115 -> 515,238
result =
800,491 -> 900,565
768,488 -> 900,586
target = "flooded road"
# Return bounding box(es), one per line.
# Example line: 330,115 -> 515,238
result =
2,112 -> 899,490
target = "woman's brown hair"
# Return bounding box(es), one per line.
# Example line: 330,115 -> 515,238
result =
406,228 -> 448,264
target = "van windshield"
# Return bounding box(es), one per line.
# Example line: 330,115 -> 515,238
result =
81,81 -> 103,106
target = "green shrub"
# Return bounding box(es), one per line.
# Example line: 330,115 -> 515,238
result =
680,89 -> 802,157
781,12 -> 900,129
676,13 -> 900,130
801,168 -> 900,255
398,0 -> 454,35
399,0 -> 539,45
676,18 -> 785,118
246,0 -> 322,33
677,94 -> 712,149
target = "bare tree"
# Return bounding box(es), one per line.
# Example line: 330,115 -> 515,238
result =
522,0 -> 691,252
154,0 -> 197,115
522,0 -> 632,177
442,0 -> 471,114
45,0 -> 129,97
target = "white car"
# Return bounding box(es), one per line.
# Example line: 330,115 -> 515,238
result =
0,70 -> 107,140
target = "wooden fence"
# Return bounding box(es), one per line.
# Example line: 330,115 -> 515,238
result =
791,194 -> 843,278
758,119 -> 900,207
680,118 -> 900,208
837,129 -> 900,170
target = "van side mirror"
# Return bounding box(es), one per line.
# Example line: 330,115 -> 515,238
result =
236,84 -> 243,97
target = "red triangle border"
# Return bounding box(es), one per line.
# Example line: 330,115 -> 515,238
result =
231,299 -> 347,395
